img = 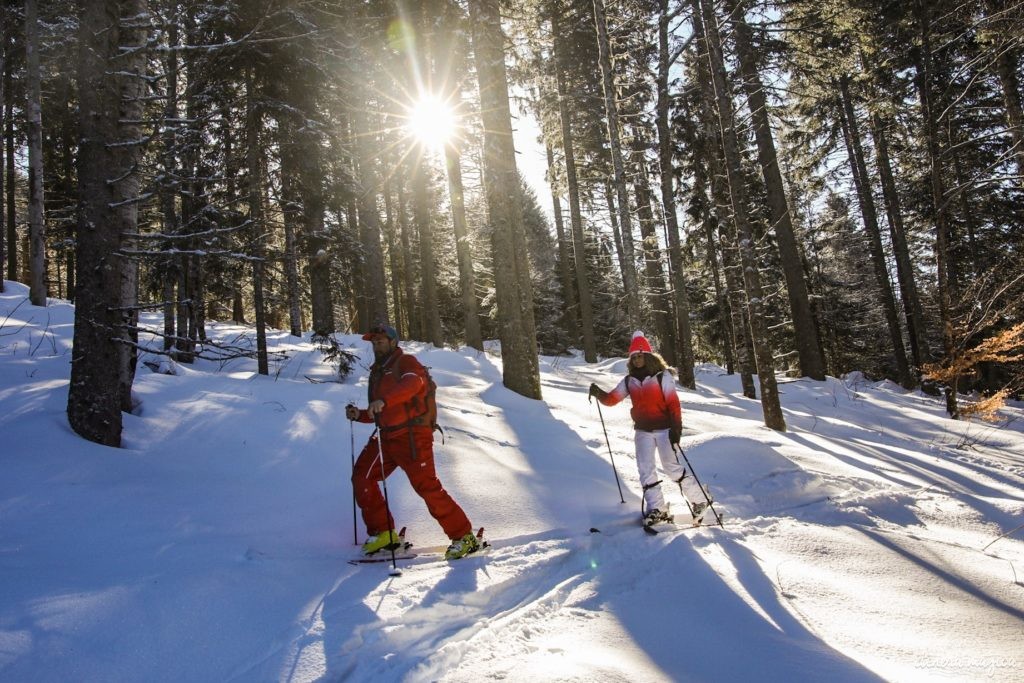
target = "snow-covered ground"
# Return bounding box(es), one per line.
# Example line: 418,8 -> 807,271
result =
2,279 -> 1022,682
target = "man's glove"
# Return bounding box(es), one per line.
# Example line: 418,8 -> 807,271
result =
588,383 -> 604,401
669,426 -> 681,447
345,404 -> 360,421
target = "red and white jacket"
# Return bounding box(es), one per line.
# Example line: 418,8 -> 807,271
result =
597,370 -> 681,432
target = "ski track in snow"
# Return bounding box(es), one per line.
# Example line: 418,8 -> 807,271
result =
2,281 -> 1023,682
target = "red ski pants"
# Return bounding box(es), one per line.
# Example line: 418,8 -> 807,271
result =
351,427 -> 471,540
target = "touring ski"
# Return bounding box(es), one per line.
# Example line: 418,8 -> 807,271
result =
348,527 -> 488,566
643,511 -> 726,535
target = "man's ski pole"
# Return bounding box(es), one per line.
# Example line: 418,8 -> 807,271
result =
373,417 -> 401,576
350,417 -> 357,546
592,396 -> 625,504
674,444 -> 724,528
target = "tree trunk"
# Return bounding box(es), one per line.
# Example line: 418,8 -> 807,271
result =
68,0 -> 148,446
915,0 -> 958,418
413,159 -> 443,346
26,0 -> 47,306
994,52 -> 1024,183
282,203 -> 302,337
0,9 -> 5,292
4,43 -> 14,283
984,0 -> 1024,182
415,3 -> 443,346
837,75 -> 912,387
397,176 -> 419,340
70,0 -> 123,445
173,258 -> 191,361
176,13 -> 205,362
553,11 -> 598,362
630,134 -> 675,364
592,0 -> 641,330
697,0 -> 785,430
189,249 -> 205,343
280,77 -> 333,336
711,160 -> 755,395
345,166 -> 365,331
702,199 -> 735,374
545,143 -> 580,349
246,66 -> 269,375
115,1 -> 146,413
950,134 -> 981,277
163,267 -> 176,348
869,107 -> 929,370
301,172 -> 334,337
469,0 -> 541,399
445,144 -> 483,350
160,12 -> 179,351
279,143 -> 305,334
351,102 -> 390,331
691,2 -> 753,395
726,0 -> 825,381
383,177 -> 405,335
657,0 -> 695,387
604,180 -> 626,288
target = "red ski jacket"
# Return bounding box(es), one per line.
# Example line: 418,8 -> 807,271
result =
354,347 -> 430,434
597,370 -> 682,432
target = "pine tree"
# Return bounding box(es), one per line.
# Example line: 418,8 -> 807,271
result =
469,0 -> 541,399
592,0 -> 642,331
552,7 -> 599,362
3,7 -> 16,284
0,2 -> 6,293
656,0 -> 696,387
836,74 -> 912,387
696,0 -> 785,430
725,0 -> 826,381
25,0 -> 46,306
68,0 -> 151,446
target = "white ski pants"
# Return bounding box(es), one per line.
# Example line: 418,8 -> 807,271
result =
635,429 -> 704,515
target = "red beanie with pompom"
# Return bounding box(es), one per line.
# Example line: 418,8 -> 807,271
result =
628,330 -> 652,356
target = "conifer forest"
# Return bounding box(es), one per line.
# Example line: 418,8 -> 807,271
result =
0,0 -> 1021,446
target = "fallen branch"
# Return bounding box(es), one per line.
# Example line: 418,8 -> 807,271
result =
982,521 -> 1024,552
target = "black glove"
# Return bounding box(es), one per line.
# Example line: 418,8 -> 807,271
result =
345,404 -> 360,421
669,426 -> 681,447
588,383 -> 604,401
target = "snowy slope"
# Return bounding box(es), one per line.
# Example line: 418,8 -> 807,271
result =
1,280 -> 1022,682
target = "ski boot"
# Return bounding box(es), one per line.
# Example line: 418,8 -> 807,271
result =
361,529 -> 400,556
643,508 -> 673,527
445,531 -> 481,560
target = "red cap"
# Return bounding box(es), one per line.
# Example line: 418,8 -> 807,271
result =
361,323 -> 399,342
628,330 -> 652,356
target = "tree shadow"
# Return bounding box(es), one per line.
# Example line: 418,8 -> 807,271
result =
575,531 -> 887,682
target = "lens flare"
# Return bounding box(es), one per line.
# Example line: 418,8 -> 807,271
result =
407,94 -> 456,151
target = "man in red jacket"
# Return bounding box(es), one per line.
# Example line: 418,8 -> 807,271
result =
346,323 -> 478,560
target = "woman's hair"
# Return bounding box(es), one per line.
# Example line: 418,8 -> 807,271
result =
630,351 -> 676,377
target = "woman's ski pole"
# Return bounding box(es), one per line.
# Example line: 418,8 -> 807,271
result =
593,397 -> 626,504
674,444 -> 724,528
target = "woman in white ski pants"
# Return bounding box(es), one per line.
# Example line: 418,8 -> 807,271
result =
589,331 -> 708,523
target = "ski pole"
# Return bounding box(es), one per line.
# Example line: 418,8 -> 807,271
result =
373,417 -> 401,576
350,416 -> 357,546
592,396 -> 625,504
673,444 -> 724,528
